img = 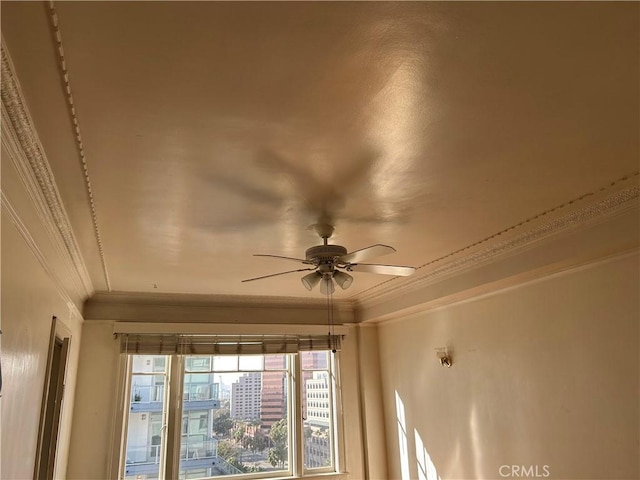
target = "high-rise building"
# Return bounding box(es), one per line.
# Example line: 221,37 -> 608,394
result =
306,371 -> 331,426
231,372 -> 262,421
261,355 -> 287,429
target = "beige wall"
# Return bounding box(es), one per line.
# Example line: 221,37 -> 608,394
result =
1,157 -> 84,478
356,324 -> 389,479
66,322 -> 121,479
377,253 -> 639,479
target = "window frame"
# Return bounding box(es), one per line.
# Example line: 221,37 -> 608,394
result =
114,351 -> 344,480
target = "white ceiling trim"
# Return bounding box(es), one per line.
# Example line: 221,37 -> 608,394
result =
1,43 -> 94,298
355,179 -> 639,307
46,3 -> 111,291
414,173 -> 639,272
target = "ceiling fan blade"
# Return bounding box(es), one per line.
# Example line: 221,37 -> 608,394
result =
347,263 -> 416,276
201,171 -> 283,207
242,268 -> 317,283
254,254 -> 312,264
339,244 -> 396,263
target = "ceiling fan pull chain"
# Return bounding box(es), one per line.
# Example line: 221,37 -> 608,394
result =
326,279 -> 336,352
326,280 -> 331,350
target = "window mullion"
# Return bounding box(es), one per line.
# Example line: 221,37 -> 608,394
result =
164,355 -> 184,479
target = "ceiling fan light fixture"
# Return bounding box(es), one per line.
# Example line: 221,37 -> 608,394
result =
301,272 -> 322,291
333,270 -> 353,290
319,276 -> 335,295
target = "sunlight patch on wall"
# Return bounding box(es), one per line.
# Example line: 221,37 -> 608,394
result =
469,403 -> 483,478
415,429 -> 440,480
395,390 -> 411,480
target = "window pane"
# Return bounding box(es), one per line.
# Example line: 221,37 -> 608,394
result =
302,351 -> 334,470
238,355 -> 263,371
185,356 -> 212,372
213,355 -> 238,371
265,354 -> 286,370
124,356 -> 168,480
179,357 -> 290,479
300,351 -> 328,370
184,373 -> 218,402
153,357 -> 166,372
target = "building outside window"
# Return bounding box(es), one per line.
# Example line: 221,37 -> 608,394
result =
119,348 -> 340,480
231,372 -> 262,422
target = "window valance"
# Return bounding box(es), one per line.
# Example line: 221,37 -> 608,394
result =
119,333 -> 342,355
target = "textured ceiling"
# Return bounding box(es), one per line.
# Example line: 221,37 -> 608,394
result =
2,1 -> 638,300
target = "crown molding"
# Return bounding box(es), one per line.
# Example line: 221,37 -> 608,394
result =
355,181 -> 639,310
46,5 -> 112,290
1,43 -> 94,298
369,248 -> 639,328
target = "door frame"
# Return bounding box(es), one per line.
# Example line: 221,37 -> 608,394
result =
34,316 -> 72,480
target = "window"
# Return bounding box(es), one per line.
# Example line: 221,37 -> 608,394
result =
117,336 -> 342,480
125,356 -> 169,479
301,352 -> 334,470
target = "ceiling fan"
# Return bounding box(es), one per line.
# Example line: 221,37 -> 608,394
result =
242,224 -> 416,294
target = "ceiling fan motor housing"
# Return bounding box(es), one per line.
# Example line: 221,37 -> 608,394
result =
305,245 -> 347,264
